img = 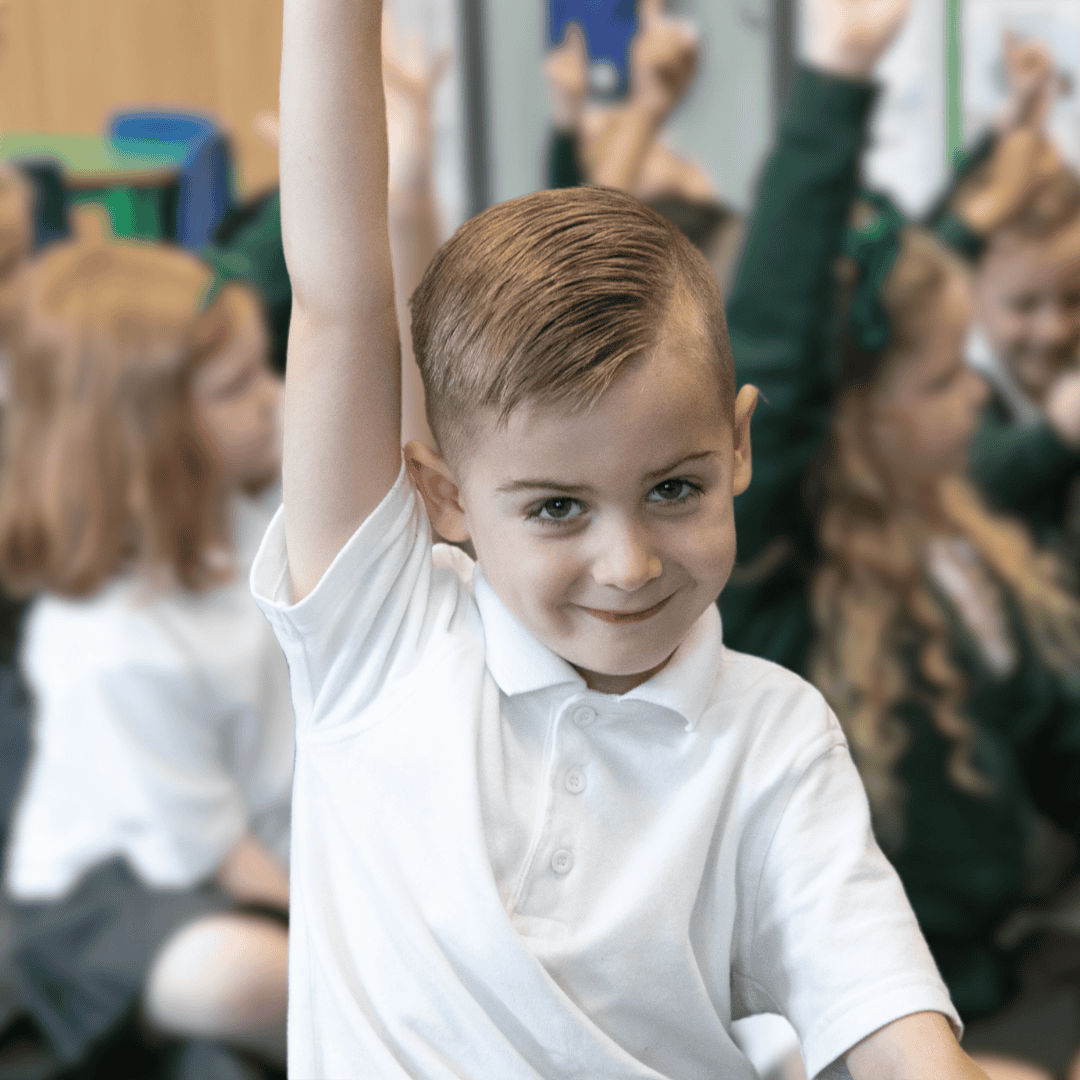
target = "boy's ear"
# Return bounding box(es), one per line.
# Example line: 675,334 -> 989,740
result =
403,441 -> 471,543
731,384 -> 757,498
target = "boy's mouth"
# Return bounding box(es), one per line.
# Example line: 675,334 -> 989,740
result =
580,594 -> 674,624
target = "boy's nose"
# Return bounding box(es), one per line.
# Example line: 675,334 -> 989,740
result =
591,521 -> 663,592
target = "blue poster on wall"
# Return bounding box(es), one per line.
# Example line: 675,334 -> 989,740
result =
547,0 -> 639,99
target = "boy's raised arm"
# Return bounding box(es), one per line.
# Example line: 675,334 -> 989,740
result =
280,0 -> 402,601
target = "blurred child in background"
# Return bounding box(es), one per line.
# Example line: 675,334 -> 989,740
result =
544,0 -> 745,296
927,37 -> 1080,570
0,165 -> 33,861
0,232 -> 291,1080
721,21 -> 1080,1079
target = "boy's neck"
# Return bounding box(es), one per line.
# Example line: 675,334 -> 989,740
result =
572,650 -> 676,696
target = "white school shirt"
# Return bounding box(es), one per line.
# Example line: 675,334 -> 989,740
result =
6,484 -> 294,901
251,465 -> 958,1080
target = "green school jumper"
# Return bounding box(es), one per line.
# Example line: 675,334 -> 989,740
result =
202,188 -> 291,375
722,66 -> 1080,1022
925,135 -> 1080,558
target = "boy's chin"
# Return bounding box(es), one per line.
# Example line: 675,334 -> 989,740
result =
566,643 -> 679,695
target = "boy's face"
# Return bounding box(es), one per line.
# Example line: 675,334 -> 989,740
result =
426,317 -> 755,696
974,218 -> 1080,403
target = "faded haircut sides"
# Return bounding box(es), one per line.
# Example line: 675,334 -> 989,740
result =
409,185 -> 734,464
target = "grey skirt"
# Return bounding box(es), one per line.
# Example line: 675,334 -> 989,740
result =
0,858 -> 242,1070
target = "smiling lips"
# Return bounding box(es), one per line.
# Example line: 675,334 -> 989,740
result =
580,594 -> 674,624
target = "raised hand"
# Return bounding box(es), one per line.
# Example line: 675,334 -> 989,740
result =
1045,366 -> 1080,448
382,8 -> 451,205
544,22 -> 589,132
628,0 -> 700,122
958,124 -> 1062,236
802,0 -> 912,79
253,110 -> 280,149
997,31 -> 1062,133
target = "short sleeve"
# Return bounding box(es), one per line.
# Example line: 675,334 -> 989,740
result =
732,740 -> 960,1079
250,461 -> 470,735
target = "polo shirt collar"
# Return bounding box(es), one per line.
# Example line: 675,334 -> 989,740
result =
472,567 -> 723,730
622,603 -> 722,730
472,568 -> 585,696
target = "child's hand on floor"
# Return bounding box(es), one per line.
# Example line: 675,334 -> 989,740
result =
628,0 -> 699,122
802,0 -> 912,79
382,9 -> 450,208
544,22 -> 589,133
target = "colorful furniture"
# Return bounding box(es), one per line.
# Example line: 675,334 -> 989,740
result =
108,111 -> 234,248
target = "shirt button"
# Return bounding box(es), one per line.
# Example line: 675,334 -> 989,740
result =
572,705 -> 596,727
551,848 -> 574,874
564,769 -> 586,794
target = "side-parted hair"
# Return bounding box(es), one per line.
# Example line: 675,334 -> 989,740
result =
410,185 -> 734,462
0,238 -> 250,599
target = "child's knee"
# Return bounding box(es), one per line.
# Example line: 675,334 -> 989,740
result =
143,913 -> 288,1041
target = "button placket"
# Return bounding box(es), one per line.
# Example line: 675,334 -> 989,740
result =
551,848 -> 574,874
572,704 -> 596,727
564,768 -> 586,794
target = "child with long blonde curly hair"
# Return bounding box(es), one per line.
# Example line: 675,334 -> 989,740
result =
0,233 -> 291,1078
723,73 -> 1080,1080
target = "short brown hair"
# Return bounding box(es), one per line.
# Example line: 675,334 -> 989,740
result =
410,185 -> 734,462
0,237 -> 251,599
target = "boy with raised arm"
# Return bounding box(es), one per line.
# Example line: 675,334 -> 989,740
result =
256,0 -> 991,1075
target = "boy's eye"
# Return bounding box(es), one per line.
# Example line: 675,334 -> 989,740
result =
528,497 -> 584,524
647,479 -> 701,504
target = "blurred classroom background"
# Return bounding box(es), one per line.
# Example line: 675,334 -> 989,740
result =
1,0 -> 1074,244
0,3 -> 1079,1080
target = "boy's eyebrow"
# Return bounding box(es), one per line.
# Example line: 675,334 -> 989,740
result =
642,451 -> 718,482
497,452 -> 719,495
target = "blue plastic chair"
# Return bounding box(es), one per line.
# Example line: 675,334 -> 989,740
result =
108,111 -> 234,249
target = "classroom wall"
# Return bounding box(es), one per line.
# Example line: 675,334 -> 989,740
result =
0,0 -> 284,197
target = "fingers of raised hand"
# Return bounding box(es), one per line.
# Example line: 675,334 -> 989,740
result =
253,111 -> 280,149
544,21 -> 589,96
1003,32 -> 1055,93
383,23 -> 450,103
561,19 -> 587,57
638,0 -> 665,31
635,16 -> 699,75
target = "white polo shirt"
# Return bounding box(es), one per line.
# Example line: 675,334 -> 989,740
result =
251,465 -> 957,1080
7,483 -> 294,900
